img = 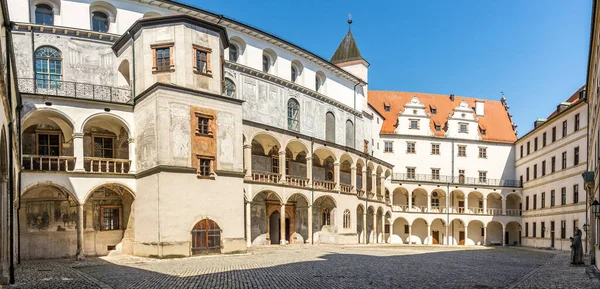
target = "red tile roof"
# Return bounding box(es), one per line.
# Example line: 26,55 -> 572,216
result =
545,86 -> 585,120
368,91 -> 517,143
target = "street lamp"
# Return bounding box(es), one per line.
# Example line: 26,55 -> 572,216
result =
593,200 -> 600,219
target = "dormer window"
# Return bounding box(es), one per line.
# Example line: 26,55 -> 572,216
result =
459,123 -> 468,133
35,4 -> 54,25
435,125 -> 441,131
91,11 -> 109,33
409,119 -> 419,130
384,105 -> 390,112
431,108 -> 437,114
480,128 -> 487,135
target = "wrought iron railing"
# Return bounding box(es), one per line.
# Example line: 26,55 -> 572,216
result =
392,173 -> 521,187
18,78 -> 132,104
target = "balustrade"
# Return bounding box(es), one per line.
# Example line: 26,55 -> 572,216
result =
313,180 -> 336,191
286,175 -> 309,188
340,184 -> 353,194
85,157 -> 130,174
22,155 -> 75,172
469,207 -> 485,215
487,208 -> 503,215
356,189 -> 365,198
251,170 -> 281,184
505,209 -> 521,216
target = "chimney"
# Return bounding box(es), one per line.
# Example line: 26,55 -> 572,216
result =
556,102 -> 570,114
475,101 -> 485,116
534,118 -> 547,128
579,89 -> 586,100
450,94 -> 455,102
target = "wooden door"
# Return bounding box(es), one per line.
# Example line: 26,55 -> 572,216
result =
432,231 -> 439,244
459,231 -> 465,245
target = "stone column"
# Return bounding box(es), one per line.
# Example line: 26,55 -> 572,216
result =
408,191 -> 413,210
307,205 -> 313,244
408,225 -> 412,245
372,211 -> 377,243
445,225 -> 450,246
464,225 -> 468,246
280,204 -> 286,245
362,168 -> 367,192
246,201 -> 251,247
381,213 -> 385,243
128,138 -> 136,173
483,197 -> 488,215
243,144 -> 252,179
502,196 -> 507,215
464,195 -> 469,214
279,151 -> 286,184
427,225 -> 431,245
389,219 -> 394,243
502,225 -> 506,246
306,156 -> 312,186
334,161 -> 340,191
362,211 -> 367,244
76,204 -> 85,260
73,133 -> 85,172
351,166 -> 357,193
379,175 -> 385,197
483,226 -> 487,246
371,173 -> 377,196
427,193 -> 431,212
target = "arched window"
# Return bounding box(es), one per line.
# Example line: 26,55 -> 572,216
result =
191,219 -> 221,254
345,120 -> 354,147
325,112 -> 335,142
343,209 -> 351,229
35,4 -> 53,25
91,11 -> 109,32
34,46 -> 62,89
287,98 -> 300,131
262,54 -> 270,73
315,71 -> 326,93
322,208 -> 331,226
315,75 -> 322,92
229,44 -> 239,63
224,78 -> 236,98
291,66 -> 298,83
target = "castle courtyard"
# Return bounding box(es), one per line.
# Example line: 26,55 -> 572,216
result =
5,245 -> 599,289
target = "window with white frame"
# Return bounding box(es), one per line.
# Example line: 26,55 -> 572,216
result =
431,143 -> 440,155
431,168 -> 440,180
406,142 -> 416,153
478,147 -> 487,158
458,145 -> 466,157
384,141 -> 393,153
406,167 -> 416,179
478,171 -> 487,183
343,209 -> 351,229
459,123 -> 468,133
409,119 -> 419,129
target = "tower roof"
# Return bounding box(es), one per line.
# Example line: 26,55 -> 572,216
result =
330,30 -> 366,64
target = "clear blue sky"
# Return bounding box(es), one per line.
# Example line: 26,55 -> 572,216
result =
179,0 -> 592,136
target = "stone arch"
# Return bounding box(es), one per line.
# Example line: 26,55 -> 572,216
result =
82,182 -> 136,204
486,220 -> 503,246
81,112 -> 132,136
505,221 -> 521,246
391,216 -> 408,244
262,48 -> 277,73
411,188 -> 428,212
190,218 -> 222,255
430,188 -> 446,212
284,193 -> 309,244
89,1 -> 117,23
430,218 -> 446,244
31,0 -> 60,24
448,218 -> 467,245
392,187 -> 409,209
486,192 -> 504,215
291,59 -> 303,84
313,195 -> 337,243
22,181 -> 79,204
21,107 -> 76,152
410,218 -> 428,244
467,191 -> 485,214
449,189 -> 466,213
229,36 -> 246,63
467,219 -> 485,245
250,190 -> 283,245
356,203 -> 365,243
315,70 -> 326,93
505,193 -> 522,216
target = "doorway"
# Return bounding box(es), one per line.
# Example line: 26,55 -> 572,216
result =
550,221 -> 555,248
191,219 -> 221,255
505,231 -> 509,245
432,230 -> 439,244
269,211 -> 280,245
459,231 -> 465,245
285,217 -> 291,243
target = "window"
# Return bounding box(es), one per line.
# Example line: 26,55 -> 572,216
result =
527,142 -> 530,154
541,192 -> 545,208
542,132 -> 547,147
533,194 -> 537,209
458,145 -> 466,157
325,112 -> 335,142
480,128 -> 486,135
34,46 -> 62,89
561,187 -> 566,205
315,74 -> 324,92
573,184 -> 579,203
195,112 -> 214,136
562,120 -> 567,137
551,190 -> 555,207
542,160 -> 546,176
574,147 -> 579,165
541,222 -> 545,238
229,44 -> 239,62
193,46 -> 212,75
431,107 -> 437,114
434,125 -> 441,131
343,210 -> 351,229
525,196 -> 529,210
551,156 -> 556,173
533,222 -> 537,238
322,208 -> 331,226
384,141 -> 393,153
575,113 -> 580,131
561,151 -> 567,169
37,133 -> 60,156
534,138 -> 538,151
409,119 -> 419,129
262,54 -> 271,73
35,4 -> 53,25
346,120 -> 354,147
406,167 -> 415,179
458,169 -> 465,184
526,167 -> 529,181
552,127 -> 556,142
533,164 -> 537,179
432,198 -> 440,207
520,145 -> 523,158
431,143 -> 440,155
224,78 -> 236,97
152,44 -> 173,73
561,221 -> 566,239
199,158 -> 212,176
91,11 -> 109,33
406,142 -> 416,153
478,147 -> 487,158
431,168 -> 440,180
384,105 -> 390,112
525,222 -> 529,237
404,225 -> 409,234
291,65 -> 298,82
287,99 -> 300,131
101,207 -> 120,230
93,137 -> 114,158
478,171 -> 487,183
459,123 -> 468,133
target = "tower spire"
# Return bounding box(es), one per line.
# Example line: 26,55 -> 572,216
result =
348,13 -> 352,32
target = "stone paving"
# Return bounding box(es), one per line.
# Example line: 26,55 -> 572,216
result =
4,245 -> 600,289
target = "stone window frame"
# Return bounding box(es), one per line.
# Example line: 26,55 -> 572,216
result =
409,119 -> 419,130
431,143 -> 440,155
457,145 -> 466,157
193,44 -> 213,77
478,171 -> 487,183
196,155 -> 215,179
194,112 -> 214,138
431,168 -> 440,180
35,130 -> 62,156
406,142 -> 416,154
151,42 -> 175,74
383,141 -> 393,153
100,205 -> 121,231
458,122 -> 468,133
478,146 -> 487,158
342,209 -> 351,229
406,167 -> 416,179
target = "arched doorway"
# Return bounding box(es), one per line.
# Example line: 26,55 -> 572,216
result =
357,204 -> 365,243
191,219 -> 221,255
269,210 -> 288,245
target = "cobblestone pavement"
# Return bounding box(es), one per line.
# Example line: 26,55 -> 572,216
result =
5,245 -> 600,289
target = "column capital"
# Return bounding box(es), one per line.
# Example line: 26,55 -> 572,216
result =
72,132 -> 84,138
334,161 -> 340,166
128,138 -> 136,144
351,165 -> 357,170
306,156 -> 313,161
371,172 -> 377,177
243,144 -> 252,149
279,151 -> 287,156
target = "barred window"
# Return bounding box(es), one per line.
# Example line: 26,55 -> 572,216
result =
101,207 -> 120,230
199,158 -> 211,177
343,209 -> 351,229
287,99 -> 300,131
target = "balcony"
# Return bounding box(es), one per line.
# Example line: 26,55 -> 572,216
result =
340,184 -> 353,194
392,173 -> 522,188
286,175 -> 309,188
85,157 -> 131,174
313,180 -> 336,192
251,170 -> 281,184
18,78 -> 132,104
22,155 -> 76,172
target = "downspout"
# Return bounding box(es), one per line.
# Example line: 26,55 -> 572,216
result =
586,88 -> 590,256
5,19 -> 15,283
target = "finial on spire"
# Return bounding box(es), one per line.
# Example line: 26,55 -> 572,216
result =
348,13 -> 352,31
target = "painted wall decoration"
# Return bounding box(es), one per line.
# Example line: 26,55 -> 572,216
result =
24,189 -> 77,232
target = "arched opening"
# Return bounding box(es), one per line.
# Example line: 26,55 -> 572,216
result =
118,60 -> 131,87
506,221 -> 521,246
315,71 -> 326,93
376,208 -> 383,243
89,1 -> 116,33
467,191 -> 485,214
375,166 -> 383,199
392,187 -> 408,211
487,221 -> 503,246
284,140 -> 309,187
290,60 -> 303,83
391,217 -> 408,244
21,109 -> 75,171
366,163 -> 374,195
356,160 -> 364,195
228,37 -> 246,64
20,184 -> 78,259
224,78 -> 236,98
430,189 -> 447,212
506,193 -> 522,216
345,119 -> 354,148
286,193 -> 309,244
325,111 -> 335,142
339,154 -> 353,193
448,219 -> 466,245
467,220 -> 485,245
262,49 -> 277,74
83,184 -> 135,255
449,190 -> 466,214
312,147 -> 336,191
384,211 -> 391,243
356,204 -> 365,243
411,218 -> 428,245
191,219 -> 221,254
34,46 -> 62,89
91,11 -> 109,32
366,206 -> 375,243
82,114 -> 131,173
250,191 -> 282,245
430,218 -> 446,245
411,188 -> 428,212
486,192 -> 503,215
35,4 -> 54,25
250,133 -> 281,183
312,196 -> 336,244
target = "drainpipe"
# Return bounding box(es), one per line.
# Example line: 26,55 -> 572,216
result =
586,89 -> 590,257
5,19 -> 15,283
